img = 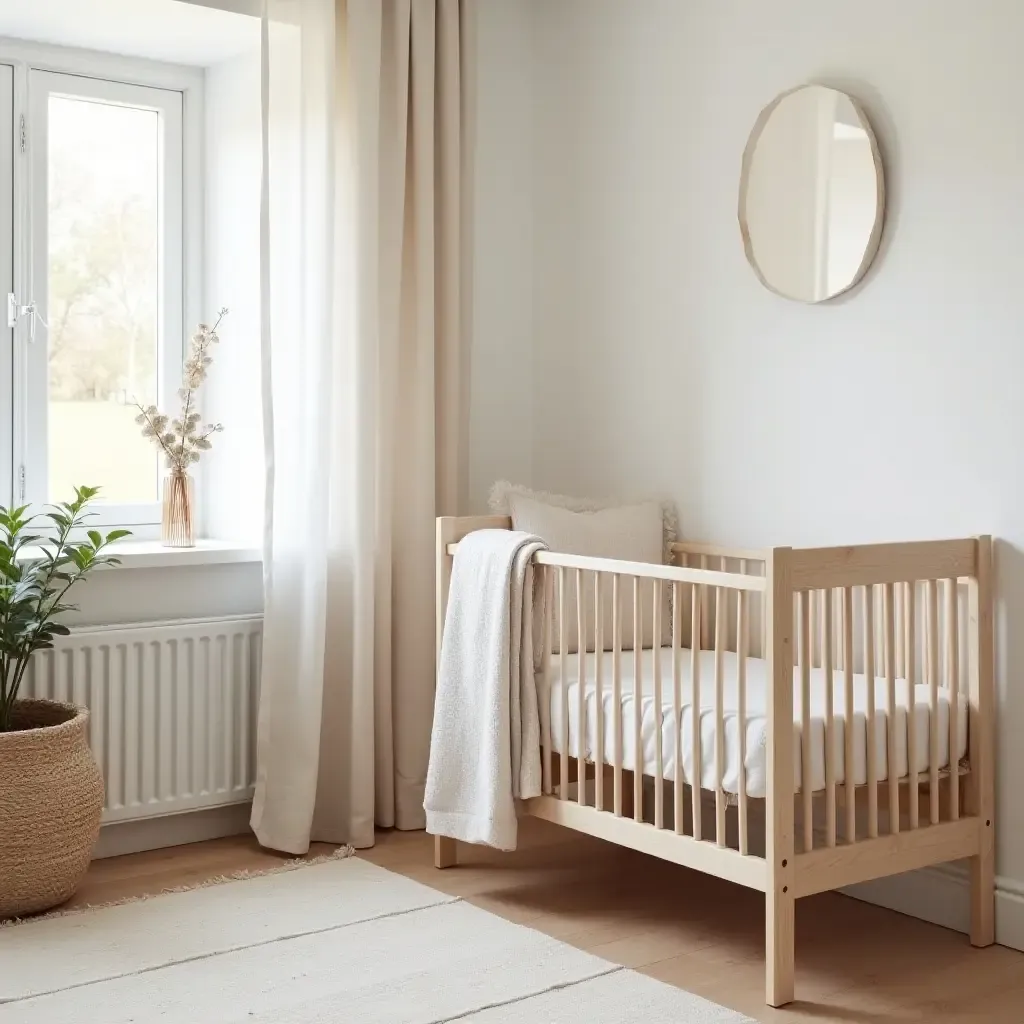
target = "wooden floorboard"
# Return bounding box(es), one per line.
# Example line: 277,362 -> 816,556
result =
67,818 -> 1024,1023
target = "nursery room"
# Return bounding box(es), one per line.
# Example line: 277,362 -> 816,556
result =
1,1 -> 1023,1022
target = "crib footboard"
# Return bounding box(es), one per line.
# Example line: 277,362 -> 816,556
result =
431,520 -> 995,1008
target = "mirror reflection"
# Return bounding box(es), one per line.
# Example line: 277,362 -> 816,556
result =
739,85 -> 884,303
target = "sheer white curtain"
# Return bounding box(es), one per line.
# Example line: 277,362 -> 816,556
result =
251,0 -> 471,854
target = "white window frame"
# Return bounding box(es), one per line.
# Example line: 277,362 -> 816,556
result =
0,37 -> 203,534
0,63 -> 13,510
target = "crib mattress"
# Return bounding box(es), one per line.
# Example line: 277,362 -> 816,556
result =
544,647 -> 968,798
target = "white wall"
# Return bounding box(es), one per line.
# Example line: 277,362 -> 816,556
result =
466,0 -> 534,511
202,45 -> 263,543
473,0 -> 1024,924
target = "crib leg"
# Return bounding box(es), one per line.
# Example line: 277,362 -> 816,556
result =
766,888 -> 795,1007
434,835 -> 458,869
969,848 -> 995,947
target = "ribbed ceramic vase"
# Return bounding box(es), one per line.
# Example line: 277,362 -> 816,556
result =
0,700 -> 104,919
162,468 -> 195,547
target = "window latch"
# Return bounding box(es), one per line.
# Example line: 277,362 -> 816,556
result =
6,294 -> 44,342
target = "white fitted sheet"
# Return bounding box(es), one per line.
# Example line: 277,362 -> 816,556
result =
544,647 -> 968,798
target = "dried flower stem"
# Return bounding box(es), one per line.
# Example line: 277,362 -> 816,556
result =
135,309 -> 228,473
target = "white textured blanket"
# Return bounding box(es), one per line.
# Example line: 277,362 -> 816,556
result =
424,529 -> 548,850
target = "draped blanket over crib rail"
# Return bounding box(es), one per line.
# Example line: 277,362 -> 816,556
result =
424,529 -> 547,850
427,516 -> 997,1010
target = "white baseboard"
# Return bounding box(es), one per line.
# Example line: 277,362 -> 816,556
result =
93,802 -> 254,860
843,864 -> 1024,953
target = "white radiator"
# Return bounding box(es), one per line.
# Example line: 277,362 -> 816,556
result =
24,616 -> 262,824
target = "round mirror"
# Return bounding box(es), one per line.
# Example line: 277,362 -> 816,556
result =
739,85 -> 885,303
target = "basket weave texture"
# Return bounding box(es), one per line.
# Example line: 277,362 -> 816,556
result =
0,699 -> 104,919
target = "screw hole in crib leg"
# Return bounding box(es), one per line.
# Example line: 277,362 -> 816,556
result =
987,820 -> 992,826
782,859 -> 787,867
783,886 -> 788,894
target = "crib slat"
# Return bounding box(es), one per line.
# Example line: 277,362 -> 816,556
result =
577,569 -> 587,808
895,582 -> 905,681
800,591 -> 813,853
559,567 -> 568,802
928,578 -> 940,825
865,585 -> 879,838
612,574 -> 623,817
691,584 -> 702,841
672,582 -> 683,835
594,572 -> 605,812
946,578 -> 960,821
653,580 -> 664,830
843,586 -> 856,842
714,586 -> 726,847
633,577 -> 643,823
700,556 -> 711,650
823,588 -> 836,848
809,585 -> 819,669
541,566 -> 553,796
883,583 -> 899,834
906,582 -> 919,829
737,588 -> 749,855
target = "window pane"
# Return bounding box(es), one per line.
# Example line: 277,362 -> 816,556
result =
47,95 -> 161,504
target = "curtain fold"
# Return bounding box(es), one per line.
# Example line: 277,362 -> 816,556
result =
252,0 -> 471,854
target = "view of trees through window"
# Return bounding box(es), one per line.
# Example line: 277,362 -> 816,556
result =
47,94 -> 161,503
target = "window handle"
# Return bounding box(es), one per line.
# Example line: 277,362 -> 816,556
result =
6,294 -> 47,342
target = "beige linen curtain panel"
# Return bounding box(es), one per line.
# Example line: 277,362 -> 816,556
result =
252,0 -> 472,854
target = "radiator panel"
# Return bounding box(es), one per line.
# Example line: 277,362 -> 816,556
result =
23,617 -> 262,823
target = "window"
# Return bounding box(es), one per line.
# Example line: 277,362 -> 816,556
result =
2,53 -> 194,530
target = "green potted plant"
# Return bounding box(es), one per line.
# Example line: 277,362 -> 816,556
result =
0,487 -> 129,918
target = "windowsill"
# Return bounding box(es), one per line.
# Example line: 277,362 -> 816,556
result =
17,539 -> 262,570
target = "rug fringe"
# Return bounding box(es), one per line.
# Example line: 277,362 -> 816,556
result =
0,844 -> 355,929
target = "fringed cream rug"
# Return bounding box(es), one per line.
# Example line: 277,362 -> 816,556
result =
0,851 -> 752,1023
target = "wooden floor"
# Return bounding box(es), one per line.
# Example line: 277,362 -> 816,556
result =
73,819 -> 1024,1023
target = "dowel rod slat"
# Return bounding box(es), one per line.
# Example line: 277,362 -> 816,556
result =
800,591 -> 813,853
865,585 -> 879,839
558,567 -> 568,801
737,588 -> 749,855
577,569 -> 586,807
883,583 -> 900,834
633,577 -> 643,823
895,581 -> 905,681
928,579 -> 940,825
906,582 -> 919,829
700,556 -> 711,650
843,587 -> 856,842
809,586 -> 819,669
612,575 -> 623,817
594,572 -> 605,812
823,588 -> 836,848
672,582 -> 683,835
691,584 -> 702,841
540,566 -> 553,796
714,586 -> 726,847
653,579 -> 664,830
946,578 -> 960,821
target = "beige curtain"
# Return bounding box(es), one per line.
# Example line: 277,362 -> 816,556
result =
252,0 -> 472,854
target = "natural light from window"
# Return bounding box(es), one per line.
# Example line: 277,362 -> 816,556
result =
47,94 -> 161,503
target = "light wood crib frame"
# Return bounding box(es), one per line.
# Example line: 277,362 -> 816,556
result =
430,516 -> 996,1007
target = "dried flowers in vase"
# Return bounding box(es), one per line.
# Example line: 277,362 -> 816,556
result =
135,309 -> 227,547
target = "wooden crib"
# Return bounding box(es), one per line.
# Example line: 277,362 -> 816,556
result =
430,516 -> 996,1007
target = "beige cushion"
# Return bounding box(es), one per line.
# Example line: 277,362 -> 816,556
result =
505,492 -> 670,652
488,481 -> 678,560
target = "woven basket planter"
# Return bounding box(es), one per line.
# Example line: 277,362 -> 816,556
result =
0,699 -> 104,919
